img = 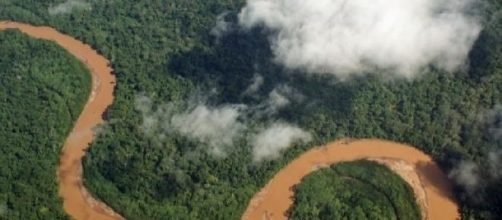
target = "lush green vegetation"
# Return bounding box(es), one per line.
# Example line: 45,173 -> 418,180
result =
289,161 -> 420,220
0,30 -> 91,219
0,0 -> 502,219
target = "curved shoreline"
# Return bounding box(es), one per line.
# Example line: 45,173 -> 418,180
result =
0,21 -> 123,220
242,139 -> 460,220
0,21 -> 460,220
369,158 -> 429,219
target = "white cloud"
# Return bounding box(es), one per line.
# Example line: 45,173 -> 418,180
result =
255,84 -> 305,115
449,149 -> 502,201
267,89 -> 289,108
488,150 -> 502,178
243,73 -> 264,95
169,105 -> 246,156
48,0 -> 91,15
480,104 -> 502,140
135,95 -> 166,136
252,123 -> 312,162
449,160 -> 480,194
135,95 -> 246,156
136,94 -> 311,161
239,0 -> 481,79
211,12 -> 232,40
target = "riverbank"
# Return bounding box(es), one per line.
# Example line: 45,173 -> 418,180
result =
242,139 -> 459,220
0,21 -> 122,220
0,21 -> 460,220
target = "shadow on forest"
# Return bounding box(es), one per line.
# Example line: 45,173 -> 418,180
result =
166,26 -> 356,122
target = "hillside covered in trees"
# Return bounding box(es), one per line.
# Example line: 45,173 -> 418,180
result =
0,30 -> 91,219
1,0 -> 502,219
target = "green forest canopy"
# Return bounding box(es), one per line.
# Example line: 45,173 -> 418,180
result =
0,0 -> 501,219
290,160 -> 420,220
0,30 -> 91,219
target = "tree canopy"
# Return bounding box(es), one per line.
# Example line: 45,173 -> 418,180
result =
290,161 -> 420,220
0,0 -> 501,219
0,30 -> 91,219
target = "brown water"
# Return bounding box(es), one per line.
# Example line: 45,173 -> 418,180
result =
0,21 -> 460,220
0,21 -> 123,220
242,139 -> 460,220
369,158 -> 429,219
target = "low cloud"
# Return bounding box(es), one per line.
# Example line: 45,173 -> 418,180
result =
450,105 -> 502,202
266,88 -> 289,111
449,149 -> 501,201
252,123 -> 312,162
449,160 -> 480,195
488,150 -> 502,178
239,0 -> 481,79
260,84 -> 303,115
136,87 -> 310,161
242,73 -> 264,95
135,95 -> 246,156
48,0 -> 91,15
480,105 -> 502,179
211,12 -> 233,41
135,95 -> 163,136
170,104 -> 246,156
480,104 -> 502,140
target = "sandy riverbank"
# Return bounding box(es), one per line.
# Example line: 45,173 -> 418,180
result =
0,21 -> 460,220
242,139 -> 459,220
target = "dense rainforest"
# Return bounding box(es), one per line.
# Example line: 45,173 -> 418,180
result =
0,0 -> 502,219
0,30 -> 91,219
289,161 -> 420,220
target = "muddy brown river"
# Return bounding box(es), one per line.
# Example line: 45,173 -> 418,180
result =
1,21 -> 459,220
0,21 -> 123,220
242,139 -> 460,220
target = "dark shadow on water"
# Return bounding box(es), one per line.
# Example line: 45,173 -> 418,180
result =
415,161 -> 457,202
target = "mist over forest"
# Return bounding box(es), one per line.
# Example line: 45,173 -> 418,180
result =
0,0 -> 502,219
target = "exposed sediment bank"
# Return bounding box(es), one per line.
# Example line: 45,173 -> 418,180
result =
242,139 -> 459,220
0,21 -> 460,220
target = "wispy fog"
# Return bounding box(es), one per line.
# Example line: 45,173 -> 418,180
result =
252,123 -> 312,162
48,0 -> 91,15
136,87 -> 311,161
